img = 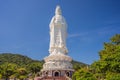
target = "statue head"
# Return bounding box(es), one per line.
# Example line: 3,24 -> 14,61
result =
55,5 -> 62,15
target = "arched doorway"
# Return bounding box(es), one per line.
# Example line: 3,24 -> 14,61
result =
66,72 -> 70,77
55,72 -> 59,76
54,71 -> 60,77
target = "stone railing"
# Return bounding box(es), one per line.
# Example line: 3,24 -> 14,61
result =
44,54 -> 72,62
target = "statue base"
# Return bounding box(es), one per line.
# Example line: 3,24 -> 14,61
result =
39,54 -> 74,79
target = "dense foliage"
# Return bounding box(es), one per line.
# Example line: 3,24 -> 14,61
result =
0,53 -> 86,79
72,34 -> 120,80
0,53 -> 44,66
91,34 -> 120,80
72,67 -> 96,80
0,53 -> 43,79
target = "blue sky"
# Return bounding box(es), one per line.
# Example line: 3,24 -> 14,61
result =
0,0 -> 120,64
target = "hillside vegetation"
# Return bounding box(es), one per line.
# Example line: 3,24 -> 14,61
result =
0,53 -> 43,66
0,53 -> 87,79
0,53 -> 87,67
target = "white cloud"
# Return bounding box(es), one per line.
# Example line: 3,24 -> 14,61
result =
68,32 -> 89,38
67,25 -> 120,43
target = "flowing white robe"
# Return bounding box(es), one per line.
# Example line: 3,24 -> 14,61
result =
49,14 -> 68,54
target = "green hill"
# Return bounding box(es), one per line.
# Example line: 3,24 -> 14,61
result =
0,53 -> 44,66
0,53 -> 87,68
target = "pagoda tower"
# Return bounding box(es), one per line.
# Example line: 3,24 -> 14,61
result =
40,5 -> 74,80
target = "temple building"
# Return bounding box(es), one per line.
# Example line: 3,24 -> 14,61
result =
38,5 -> 74,80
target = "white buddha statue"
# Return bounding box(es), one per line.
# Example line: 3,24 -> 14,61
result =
49,6 -> 68,55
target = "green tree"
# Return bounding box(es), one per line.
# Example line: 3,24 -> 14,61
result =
72,67 -> 96,80
73,63 -> 81,71
27,62 -> 42,78
106,72 -> 120,80
16,68 -> 28,80
0,74 -> 2,79
91,34 -> 120,79
0,63 -> 18,80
